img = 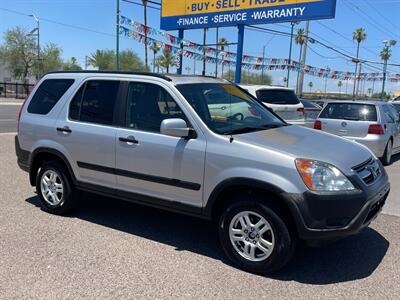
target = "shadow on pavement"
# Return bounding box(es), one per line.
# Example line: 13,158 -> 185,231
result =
390,153 -> 400,164
26,192 -> 389,284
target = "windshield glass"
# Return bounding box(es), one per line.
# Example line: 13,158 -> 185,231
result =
256,89 -> 300,105
176,83 -> 285,135
319,103 -> 377,121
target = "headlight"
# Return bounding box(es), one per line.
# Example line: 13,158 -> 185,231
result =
295,159 -> 355,191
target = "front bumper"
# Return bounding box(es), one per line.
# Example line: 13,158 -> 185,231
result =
282,164 -> 390,241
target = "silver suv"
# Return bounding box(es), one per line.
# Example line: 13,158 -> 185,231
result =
315,101 -> 400,165
16,72 -> 390,274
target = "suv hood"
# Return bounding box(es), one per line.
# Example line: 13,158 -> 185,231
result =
234,125 -> 372,173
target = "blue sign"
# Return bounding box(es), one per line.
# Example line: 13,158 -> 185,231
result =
161,0 -> 337,30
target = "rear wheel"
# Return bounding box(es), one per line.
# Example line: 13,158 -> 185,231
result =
36,161 -> 76,214
218,200 -> 295,274
381,139 -> 393,166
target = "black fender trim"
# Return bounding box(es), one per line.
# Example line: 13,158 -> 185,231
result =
203,178 -> 288,218
29,147 -> 77,186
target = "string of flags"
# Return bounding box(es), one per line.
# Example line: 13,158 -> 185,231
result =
120,16 -> 400,82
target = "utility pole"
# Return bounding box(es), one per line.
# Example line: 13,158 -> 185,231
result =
215,27 -> 219,77
261,45 -> 266,83
202,28 -> 207,76
286,22 -> 297,88
297,21 -> 309,97
381,40 -> 397,100
324,66 -> 330,96
116,0 -> 120,71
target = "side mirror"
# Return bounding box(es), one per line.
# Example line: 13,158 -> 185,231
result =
160,118 -> 194,138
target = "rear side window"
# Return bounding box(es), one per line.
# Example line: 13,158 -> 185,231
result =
28,79 -> 74,114
256,89 -> 300,105
69,80 -> 120,126
319,103 -> 377,121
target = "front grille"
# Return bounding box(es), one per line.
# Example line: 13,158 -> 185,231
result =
352,157 -> 381,185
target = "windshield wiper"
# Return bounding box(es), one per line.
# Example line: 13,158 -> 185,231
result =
224,124 -> 281,135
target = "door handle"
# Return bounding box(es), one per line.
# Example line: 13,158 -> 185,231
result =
56,126 -> 72,133
119,136 -> 138,144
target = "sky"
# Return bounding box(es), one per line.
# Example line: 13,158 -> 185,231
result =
1,0 -> 400,94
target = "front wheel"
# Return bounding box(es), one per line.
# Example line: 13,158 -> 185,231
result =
218,201 -> 295,274
381,139 -> 393,166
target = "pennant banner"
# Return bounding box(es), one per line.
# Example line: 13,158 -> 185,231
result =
120,16 -> 400,82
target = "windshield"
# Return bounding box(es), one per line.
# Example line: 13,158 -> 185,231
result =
319,103 -> 377,121
256,89 -> 300,105
176,83 -> 285,135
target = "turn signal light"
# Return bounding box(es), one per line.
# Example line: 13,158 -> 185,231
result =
313,120 -> 322,130
368,124 -> 384,135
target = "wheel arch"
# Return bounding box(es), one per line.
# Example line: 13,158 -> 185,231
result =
29,148 -> 76,187
204,178 -> 298,233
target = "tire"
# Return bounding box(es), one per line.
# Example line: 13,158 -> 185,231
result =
381,139 -> 393,166
218,199 -> 296,274
36,160 -> 76,215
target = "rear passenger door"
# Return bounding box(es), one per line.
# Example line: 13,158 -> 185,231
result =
55,79 -> 123,189
382,105 -> 400,149
115,81 -> 206,210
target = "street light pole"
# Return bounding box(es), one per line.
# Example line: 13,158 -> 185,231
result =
202,28 -> 207,76
29,14 -> 40,79
116,0 -> 120,71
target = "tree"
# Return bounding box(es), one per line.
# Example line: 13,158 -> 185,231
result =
149,42 -> 161,72
157,49 -> 179,73
308,81 -> 313,93
142,0 -> 148,68
63,57 -> 83,71
352,28 -> 367,99
223,70 -> 272,85
88,50 -> 115,70
295,28 -> 306,92
338,80 -> 343,94
0,27 -> 37,82
120,50 -> 148,71
218,37 -> 228,78
39,43 -> 63,74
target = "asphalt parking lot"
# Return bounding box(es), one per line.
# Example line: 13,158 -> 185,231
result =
0,102 -> 399,299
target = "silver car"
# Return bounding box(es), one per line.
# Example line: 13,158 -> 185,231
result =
315,101 -> 400,165
16,73 -> 390,274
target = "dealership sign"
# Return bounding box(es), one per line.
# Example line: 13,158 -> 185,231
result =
160,0 -> 337,30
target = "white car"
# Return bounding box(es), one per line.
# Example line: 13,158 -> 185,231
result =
240,85 -> 305,125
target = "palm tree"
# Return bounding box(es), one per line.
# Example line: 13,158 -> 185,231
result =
338,80 -> 343,95
157,49 -> 179,73
352,28 -> 367,100
308,81 -> 313,93
142,0 -> 148,68
295,28 -> 306,94
218,37 -> 228,78
149,42 -> 161,72
88,50 -> 115,70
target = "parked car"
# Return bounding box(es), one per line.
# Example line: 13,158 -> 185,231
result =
300,99 -> 322,127
314,101 -> 400,165
391,102 -> 400,115
16,72 -> 389,274
239,85 -> 305,125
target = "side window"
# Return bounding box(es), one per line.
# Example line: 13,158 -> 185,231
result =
28,79 -> 74,114
69,80 -> 120,126
126,82 -> 188,133
388,105 -> 400,122
383,105 -> 395,123
69,84 -> 85,121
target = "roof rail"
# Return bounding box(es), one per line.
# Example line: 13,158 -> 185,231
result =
44,71 -> 172,81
